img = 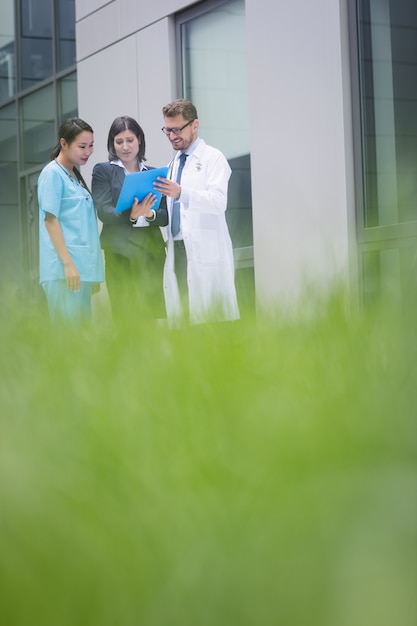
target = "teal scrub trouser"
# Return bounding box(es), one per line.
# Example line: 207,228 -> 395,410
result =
42,280 -> 92,325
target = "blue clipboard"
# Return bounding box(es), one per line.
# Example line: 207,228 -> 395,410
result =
115,167 -> 169,213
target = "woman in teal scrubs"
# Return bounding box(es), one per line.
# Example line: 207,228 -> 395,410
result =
38,118 -> 104,324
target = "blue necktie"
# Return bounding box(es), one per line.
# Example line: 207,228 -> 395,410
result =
171,153 -> 188,237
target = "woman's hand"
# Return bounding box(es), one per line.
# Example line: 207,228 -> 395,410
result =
64,260 -> 80,292
44,213 -> 81,292
130,193 -> 157,221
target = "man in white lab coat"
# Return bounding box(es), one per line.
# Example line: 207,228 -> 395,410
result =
154,99 -> 240,326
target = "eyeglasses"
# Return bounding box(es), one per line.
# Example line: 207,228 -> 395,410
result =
161,119 -> 194,136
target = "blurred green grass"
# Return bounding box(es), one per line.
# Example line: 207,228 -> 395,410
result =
0,286 -> 416,626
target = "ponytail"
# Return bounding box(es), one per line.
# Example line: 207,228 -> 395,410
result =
50,141 -> 62,160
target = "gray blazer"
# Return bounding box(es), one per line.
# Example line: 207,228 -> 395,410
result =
91,161 -> 168,259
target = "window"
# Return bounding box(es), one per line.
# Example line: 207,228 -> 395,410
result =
357,0 -> 417,227
59,71 -> 77,120
19,0 -> 76,90
57,0 -> 76,71
352,0 -> 417,309
0,102 -> 19,279
22,84 -> 55,169
177,0 -> 252,251
177,0 -> 254,310
20,0 -> 54,89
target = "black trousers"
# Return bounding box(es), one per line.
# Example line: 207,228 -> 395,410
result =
104,250 -> 166,322
173,241 -> 189,321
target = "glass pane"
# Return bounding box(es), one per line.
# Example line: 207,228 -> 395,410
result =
20,0 -> 53,89
22,85 -> 55,169
181,0 -> 252,248
57,0 -> 76,71
0,101 -> 17,165
358,0 -> 417,227
0,0 -> 16,102
59,71 -> 77,120
182,0 -> 249,159
0,103 -> 20,283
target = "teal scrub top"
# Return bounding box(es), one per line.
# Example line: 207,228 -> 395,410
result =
38,160 -> 104,284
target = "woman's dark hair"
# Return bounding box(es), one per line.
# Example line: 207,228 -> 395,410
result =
107,116 -> 146,162
50,117 -> 94,160
50,117 -> 94,192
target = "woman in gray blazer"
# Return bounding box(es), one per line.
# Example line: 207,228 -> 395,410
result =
92,116 -> 168,321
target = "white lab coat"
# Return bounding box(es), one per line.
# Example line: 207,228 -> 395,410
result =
164,139 -> 240,326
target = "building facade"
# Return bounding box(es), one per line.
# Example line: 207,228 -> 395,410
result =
0,0 -> 416,313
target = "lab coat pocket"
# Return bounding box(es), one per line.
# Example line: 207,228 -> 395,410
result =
192,229 -> 220,265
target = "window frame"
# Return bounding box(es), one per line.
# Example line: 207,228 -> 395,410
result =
348,0 -> 417,305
